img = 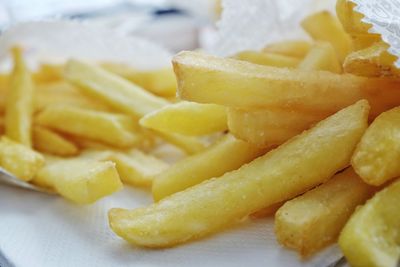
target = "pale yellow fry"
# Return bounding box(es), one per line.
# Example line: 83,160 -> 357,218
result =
0,136 -> 44,181
36,105 -> 139,148
140,101 -> 227,136
301,11 -> 352,62
352,106 -> 400,186
33,126 -> 79,156
152,134 -> 263,201
155,131 -> 206,155
339,178 -> 400,267
173,51 -> 400,117
82,149 -> 169,187
343,41 -> 399,77
35,157 -> 122,204
65,59 -> 169,118
262,40 -> 312,58
298,42 -> 342,73
336,0 -> 373,35
233,51 -> 300,67
108,100 -> 369,247
275,167 -> 375,257
5,47 -> 34,146
33,63 -> 63,83
102,63 -> 177,97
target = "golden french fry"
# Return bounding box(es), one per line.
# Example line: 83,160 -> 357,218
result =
108,100 -> 369,247
250,202 -> 284,219
152,134 -> 263,201
35,157 -> 122,204
335,0 -> 373,35
275,168 -> 375,257
233,51 -> 300,67
352,107 -> 400,186
36,105 -> 139,148
262,40 -> 312,58
173,51 -> 400,117
301,11 -> 352,62
298,42 -> 342,73
339,178 -> 400,267
102,63 -> 177,97
33,63 -> 63,83
33,126 -> 79,156
5,47 -> 34,146
0,136 -> 44,181
155,131 -> 206,155
350,34 -> 381,50
65,59 -> 168,118
343,42 -> 399,77
140,101 -> 227,136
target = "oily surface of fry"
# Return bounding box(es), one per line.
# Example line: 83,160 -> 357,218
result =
339,178 -> 400,267
108,100 -> 369,247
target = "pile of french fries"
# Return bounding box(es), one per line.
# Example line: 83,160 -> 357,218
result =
1,0 -> 400,266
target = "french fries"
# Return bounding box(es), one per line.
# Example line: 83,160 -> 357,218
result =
339,178 -> 400,267
0,136 -> 44,181
275,168 -> 374,257
301,11 -> 352,62
233,51 -> 300,67
335,0 -> 372,35
140,101 -> 227,136
298,42 -> 341,73
262,40 -> 312,58
352,107 -> 400,186
152,134 -> 263,201
5,47 -> 34,147
343,42 -> 399,77
173,51 -> 400,117
108,100 -> 369,247
33,126 -> 79,156
35,157 -> 122,204
155,131 -> 206,155
36,105 -> 139,148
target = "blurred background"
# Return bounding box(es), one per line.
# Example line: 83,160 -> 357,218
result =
0,0 -> 221,53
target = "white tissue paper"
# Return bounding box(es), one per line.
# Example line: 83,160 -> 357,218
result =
3,0 -> 398,265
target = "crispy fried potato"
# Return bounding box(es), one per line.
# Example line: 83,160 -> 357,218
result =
343,42 -> 399,77
140,101 -> 227,136
250,202 -> 284,219
65,59 -> 168,118
339,178 -> 400,267
5,47 -> 34,146
352,107 -> 400,186
233,51 -> 300,68
152,134 -> 263,201
262,40 -> 312,58
36,105 -> 139,148
102,63 -> 177,97
155,131 -> 206,155
298,42 -> 341,73
350,34 -> 381,50
301,11 -> 352,62
33,126 -> 79,156
35,157 -> 122,204
0,136 -> 44,181
173,51 -> 400,117
336,0 -> 373,35
275,168 -> 375,257
33,64 -> 63,83
108,100 -> 369,247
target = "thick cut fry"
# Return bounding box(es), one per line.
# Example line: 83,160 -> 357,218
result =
5,47 -> 34,146
336,0 -> 372,35
0,136 -> 44,181
301,11 -> 352,62
140,101 -> 227,136
275,168 -> 375,257
227,108 -> 328,147
298,42 -> 342,73
352,107 -> 400,186
35,158 -> 122,204
82,149 -> 169,187
339,178 -> 400,267
233,51 -> 300,68
36,105 -> 139,148
108,100 -> 369,247
102,63 -> 177,97
33,64 -> 63,83
65,60 -> 168,118
33,126 -> 79,156
152,134 -> 263,201
343,42 -> 399,77
155,131 -> 206,155
173,51 -> 400,117
250,202 -> 284,219
262,40 -> 312,58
